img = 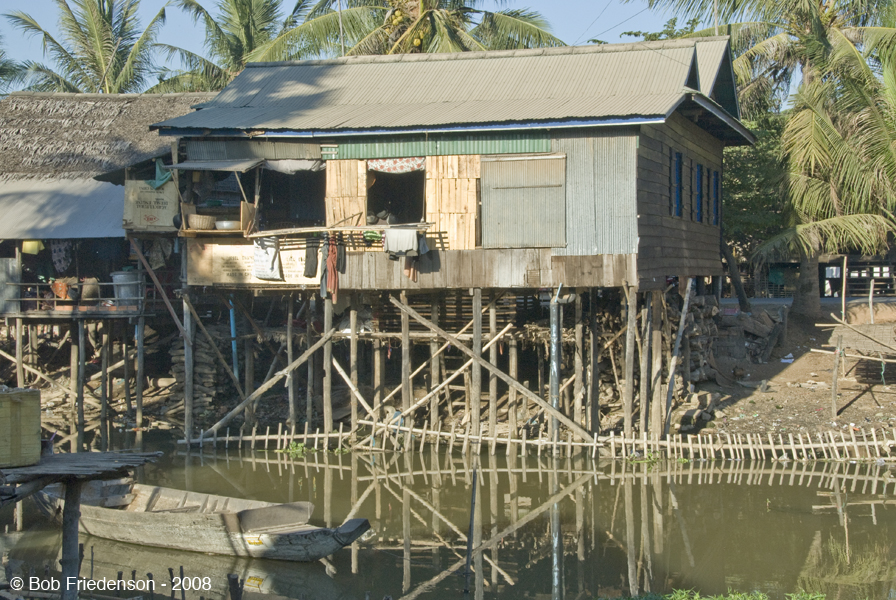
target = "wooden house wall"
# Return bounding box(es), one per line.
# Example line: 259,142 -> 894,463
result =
424,155 -> 479,250
325,159 -> 368,226
637,112 -> 724,288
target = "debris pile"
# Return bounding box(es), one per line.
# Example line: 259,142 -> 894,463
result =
669,390 -> 722,432
165,324 -> 238,419
716,307 -> 788,362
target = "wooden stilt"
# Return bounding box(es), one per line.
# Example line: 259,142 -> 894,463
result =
77,320 -> 86,448
122,331 -> 132,416
588,290 -> 600,433
430,294 -> 441,426
400,291 -> 411,412
287,293 -> 296,425
183,296 -> 194,440
350,294 -> 359,440
15,317 -> 23,388
664,278 -> 693,437
509,338 -> 519,439
100,327 -> 109,423
488,292 -> 497,438
323,297 -> 333,432
60,479 -> 82,600
832,335 -> 842,420
472,288 -> 482,437
574,290 -> 584,432
136,316 -> 145,429
623,286 -> 637,436
373,339 -> 383,420
306,296 -> 316,427
650,291 -> 664,439
639,293 -> 651,435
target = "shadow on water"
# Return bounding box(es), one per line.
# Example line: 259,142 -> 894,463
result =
4,431 -> 896,600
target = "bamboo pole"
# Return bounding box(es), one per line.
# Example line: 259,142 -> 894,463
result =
663,278 -> 693,437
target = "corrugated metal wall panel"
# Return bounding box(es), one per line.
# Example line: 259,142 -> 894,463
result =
481,155 -> 566,248
334,133 -> 551,159
552,131 -> 638,256
186,140 -> 321,160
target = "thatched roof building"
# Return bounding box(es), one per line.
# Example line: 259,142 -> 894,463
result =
0,92 -> 212,239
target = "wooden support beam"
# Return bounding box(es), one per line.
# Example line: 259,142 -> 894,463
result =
350,295 -> 359,438
100,328 -> 109,423
122,331 -> 132,415
623,286 -> 637,436
184,296 -> 245,400
136,317 -> 145,428
287,293 -> 296,426
588,290 -> 599,433
400,291 -> 411,412
307,295 -> 316,426
323,297 -> 334,432
664,278 -> 693,437
183,296 -> 194,440
332,357 -> 375,421
389,296 -> 594,443
430,295 -> 441,427
15,317 -> 23,387
650,291 -> 664,439
60,479 -> 82,600
128,237 -> 190,345
639,294 -> 651,435
471,289 -> 482,437
201,329 -> 336,439
832,335 -> 842,420
509,338 -> 518,438
70,323 -> 78,410
488,292 -> 497,438
77,320 -> 86,445
574,291 -> 584,430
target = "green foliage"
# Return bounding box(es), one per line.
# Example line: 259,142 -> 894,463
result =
621,17 -> 699,41
5,0 -> 168,93
594,590 -> 831,599
0,32 -> 22,94
722,117 -> 789,257
277,441 -> 316,457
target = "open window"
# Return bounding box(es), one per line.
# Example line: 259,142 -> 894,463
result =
366,158 -> 426,225
259,161 -> 326,229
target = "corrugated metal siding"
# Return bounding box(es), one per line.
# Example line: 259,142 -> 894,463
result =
481,155 -> 566,248
334,133 -> 551,159
185,140 -> 320,160
552,131 -> 638,256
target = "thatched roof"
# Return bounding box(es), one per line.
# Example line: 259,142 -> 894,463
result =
0,92 -> 215,181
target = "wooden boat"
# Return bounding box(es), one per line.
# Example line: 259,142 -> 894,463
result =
34,480 -> 370,562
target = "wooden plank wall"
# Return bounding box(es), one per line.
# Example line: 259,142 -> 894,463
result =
338,249 -> 634,290
425,155 -> 479,250
325,159 -> 368,226
637,112 -> 725,288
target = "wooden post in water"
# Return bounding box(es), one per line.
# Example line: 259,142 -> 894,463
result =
832,335 -> 842,420
430,294 -> 441,426
122,330 -> 132,415
244,312 -> 255,412
70,323 -> 78,411
287,293 -> 295,425
136,316 -> 145,429
509,337 -> 519,438
323,296 -> 333,432
76,320 -> 86,448
15,317 -> 23,388
574,290 -> 584,432
373,339 -> 383,421
488,292 -> 497,438
623,286 -> 637,437
400,291 -> 411,412
100,327 -> 109,423
588,290 -> 600,433
639,293 -> 651,435
183,296 -> 194,441
650,290 -> 664,439
472,288 -> 482,437
350,294 -> 358,439
306,295 -> 316,426
60,479 -> 82,600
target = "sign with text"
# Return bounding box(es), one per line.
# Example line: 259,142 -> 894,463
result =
187,239 -> 319,286
124,180 -> 179,231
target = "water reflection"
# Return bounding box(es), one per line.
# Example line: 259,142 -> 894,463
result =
5,438 -> 896,600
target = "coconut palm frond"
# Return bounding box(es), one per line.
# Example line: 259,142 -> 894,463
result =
5,9 -> 93,91
753,214 -> 896,262
111,3 -> 167,93
471,9 -> 564,49
16,60 -> 84,93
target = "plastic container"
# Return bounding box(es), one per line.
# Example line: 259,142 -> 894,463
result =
111,271 -> 145,300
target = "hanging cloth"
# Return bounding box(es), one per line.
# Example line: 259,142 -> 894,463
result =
49,240 -> 73,273
304,236 -> 320,278
326,235 -> 339,303
144,158 -> 173,190
367,157 -> 426,173
253,237 -> 283,281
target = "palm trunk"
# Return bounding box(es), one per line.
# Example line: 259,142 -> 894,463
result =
791,249 -> 821,319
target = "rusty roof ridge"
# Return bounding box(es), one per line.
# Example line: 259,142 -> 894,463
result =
246,36 -> 731,68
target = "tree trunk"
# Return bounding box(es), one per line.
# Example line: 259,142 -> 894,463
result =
791,249 -> 821,319
720,238 -> 750,312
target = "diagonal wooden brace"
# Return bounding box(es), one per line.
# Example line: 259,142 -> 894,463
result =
127,236 -> 191,346
389,295 -> 594,443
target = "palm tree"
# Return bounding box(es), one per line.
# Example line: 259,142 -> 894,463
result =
5,0 -> 169,93
753,30 -> 896,317
153,0 -> 295,91
250,0 -> 564,61
0,32 -> 23,94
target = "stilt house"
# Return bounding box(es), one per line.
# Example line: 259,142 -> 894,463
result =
149,37 -> 754,444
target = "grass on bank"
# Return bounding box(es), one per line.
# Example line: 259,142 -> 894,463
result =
597,592 -> 829,600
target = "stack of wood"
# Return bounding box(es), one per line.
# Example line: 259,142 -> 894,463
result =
716,307 -> 787,363
166,323 -> 237,418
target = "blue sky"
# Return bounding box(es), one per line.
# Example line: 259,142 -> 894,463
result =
0,0 -> 690,72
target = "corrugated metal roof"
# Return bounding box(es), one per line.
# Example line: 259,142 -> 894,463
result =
154,39 -> 735,134
168,159 -> 263,172
0,179 -> 124,239
695,40 -> 728,97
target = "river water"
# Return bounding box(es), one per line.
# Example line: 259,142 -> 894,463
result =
3,431 -> 896,600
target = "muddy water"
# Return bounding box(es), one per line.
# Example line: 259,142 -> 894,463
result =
5,434 -> 896,600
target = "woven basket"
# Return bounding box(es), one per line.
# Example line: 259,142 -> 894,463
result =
188,214 -> 217,230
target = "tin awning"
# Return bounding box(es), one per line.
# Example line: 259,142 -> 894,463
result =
167,158 -> 263,172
